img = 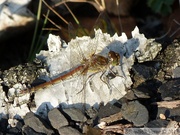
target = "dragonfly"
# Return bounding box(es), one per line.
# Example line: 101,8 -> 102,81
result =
20,46 -> 120,95
18,10 -> 126,112
17,35 -> 123,121
20,10 -> 121,96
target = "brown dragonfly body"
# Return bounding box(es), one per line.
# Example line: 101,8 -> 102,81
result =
20,51 -> 120,95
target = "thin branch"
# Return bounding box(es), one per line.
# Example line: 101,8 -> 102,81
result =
42,0 -> 69,25
64,2 -> 80,25
53,0 -> 105,12
43,14 -> 62,30
152,100 -> 180,109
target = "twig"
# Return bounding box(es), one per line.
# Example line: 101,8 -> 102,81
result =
100,111 -> 123,124
42,0 -> 69,25
42,14 -> 62,30
102,123 -> 132,135
53,0 -> 105,12
151,100 -> 180,109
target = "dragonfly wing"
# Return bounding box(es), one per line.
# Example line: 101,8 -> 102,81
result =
68,23 -> 76,40
90,11 -> 117,37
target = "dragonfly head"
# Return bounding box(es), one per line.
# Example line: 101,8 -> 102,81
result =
108,51 -> 120,66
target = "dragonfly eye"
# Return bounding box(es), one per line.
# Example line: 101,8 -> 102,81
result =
108,51 -> 120,66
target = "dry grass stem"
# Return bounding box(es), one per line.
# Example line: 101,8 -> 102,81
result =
43,14 -> 62,30
53,0 -> 105,12
42,0 -> 69,25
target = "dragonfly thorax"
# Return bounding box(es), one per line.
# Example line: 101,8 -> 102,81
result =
83,51 -> 120,72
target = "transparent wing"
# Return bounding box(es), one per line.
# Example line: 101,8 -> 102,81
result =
67,25 -> 97,70
66,23 -> 97,112
90,11 -> 117,37
68,23 -> 76,40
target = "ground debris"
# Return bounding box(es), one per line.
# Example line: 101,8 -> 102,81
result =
99,111 -> 123,124
155,39 -> 180,82
62,108 -> 87,122
58,126 -> 82,135
48,108 -> 69,129
159,120 -> 180,135
121,100 -> 149,126
23,112 -> 54,134
152,100 -> 180,109
158,78 -> 180,100
102,123 -> 133,135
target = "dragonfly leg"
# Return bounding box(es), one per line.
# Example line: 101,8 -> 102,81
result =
76,71 -> 99,94
108,66 -> 125,79
100,71 -> 113,92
